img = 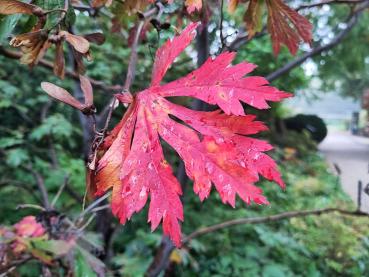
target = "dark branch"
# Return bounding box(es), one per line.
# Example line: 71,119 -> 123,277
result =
183,208 -> 368,244
296,0 -> 365,11
23,164 -> 51,210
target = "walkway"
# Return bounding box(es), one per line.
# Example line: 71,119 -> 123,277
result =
319,131 -> 369,212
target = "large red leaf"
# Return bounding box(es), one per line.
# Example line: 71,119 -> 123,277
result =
94,22 -> 291,247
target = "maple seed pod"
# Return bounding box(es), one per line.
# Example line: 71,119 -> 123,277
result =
0,0 -> 39,15
10,30 -> 50,66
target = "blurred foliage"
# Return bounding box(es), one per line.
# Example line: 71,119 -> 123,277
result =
108,149 -> 369,276
312,6 -> 369,99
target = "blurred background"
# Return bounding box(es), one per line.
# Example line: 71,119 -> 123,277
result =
1,0 -> 369,276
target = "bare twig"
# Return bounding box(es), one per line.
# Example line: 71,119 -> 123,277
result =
219,0 -> 226,50
183,208 -> 368,244
147,206 -> 368,277
51,175 -> 70,207
16,204 -> 46,211
77,191 -> 111,222
77,213 -> 96,232
23,164 -> 51,210
296,0 -> 365,11
228,28 -> 267,51
0,257 -> 33,275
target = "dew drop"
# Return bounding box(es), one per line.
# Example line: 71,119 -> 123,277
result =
130,175 -> 138,185
216,137 -> 225,144
253,153 -> 261,160
142,143 -> 149,152
205,162 -> 214,174
139,187 -> 147,200
122,186 -> 132,197
240,161 -> 246,168
218,174 -> 224,182
223,184 -> 232,195
148,162 -> 154,170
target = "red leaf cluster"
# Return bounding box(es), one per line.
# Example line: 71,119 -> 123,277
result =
93,22 -> 291,246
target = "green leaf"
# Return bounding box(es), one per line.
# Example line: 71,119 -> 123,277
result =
30,114 -> 73,141
30,238 -> 75,256
34,0 -> 65,29
6,148 -> 29,167
0,14 -> 21,43
64,4 -> 76,28
0,137 -> 24,149
262,264 -> 289,277
74,246 -> 105,277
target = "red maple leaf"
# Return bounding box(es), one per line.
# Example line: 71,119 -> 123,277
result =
265,0 -> 312,55
94,22 -> 291,247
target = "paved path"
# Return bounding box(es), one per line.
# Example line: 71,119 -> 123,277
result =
319,131 -> 369,212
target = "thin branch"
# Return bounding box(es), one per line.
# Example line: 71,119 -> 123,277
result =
147,206 -> 368,277
123,21 -> 146,92
0,257 -> 33,275
228,28 -> 267,51
51,175 -> 70,207
77,191 -> 111,222
16,204 -> 46,211
296,0 -> 365,11
23,164 -> 51,210
124,5 -> 160,92
266,1 -> 369,82
183,208 -> 368,244
219,0 -> 226,50
0,46 -> 122,93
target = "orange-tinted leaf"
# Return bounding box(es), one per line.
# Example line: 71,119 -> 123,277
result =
123,0 -> 150,15
0,0 -> 39,15
265,0 -> 312,55
9,30 -> 49,66
41,82 -> 84,110
91,0 -> 112,8
60,31 -> 90,54
95,103 -> 137,195
244,0 -> 264,38
228,0 -> 239,13
185,0 -> 202,13
95,22 -> 289,247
